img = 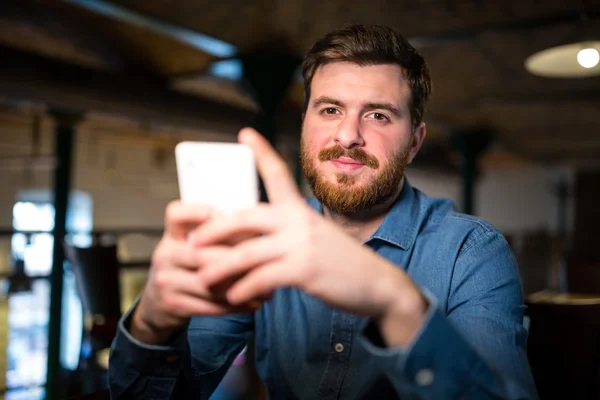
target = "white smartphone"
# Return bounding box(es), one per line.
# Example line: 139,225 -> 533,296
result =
175,141 -> 259,214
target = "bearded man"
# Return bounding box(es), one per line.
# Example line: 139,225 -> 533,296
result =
109,24 -> 538,400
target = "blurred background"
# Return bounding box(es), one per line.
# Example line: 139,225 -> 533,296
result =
0,0 -> 599,399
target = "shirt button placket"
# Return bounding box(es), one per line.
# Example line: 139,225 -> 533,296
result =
317,311 -> 355,400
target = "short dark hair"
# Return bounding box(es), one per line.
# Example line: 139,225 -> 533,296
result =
301,24 -> 432,128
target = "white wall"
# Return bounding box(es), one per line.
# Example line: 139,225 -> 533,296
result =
0,111 -> 229,269
476,167 -> 575,234
407,166 -> 575,235
406,169 -> 461,205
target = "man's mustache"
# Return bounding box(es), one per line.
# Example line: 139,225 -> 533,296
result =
318,147 -> 379,169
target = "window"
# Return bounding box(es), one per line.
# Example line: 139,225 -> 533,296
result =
6,190 -> 92,397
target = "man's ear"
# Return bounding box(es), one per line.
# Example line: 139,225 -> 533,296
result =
408,122 -> 427,164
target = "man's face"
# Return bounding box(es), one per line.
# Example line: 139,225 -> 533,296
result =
301,62 -> 425,214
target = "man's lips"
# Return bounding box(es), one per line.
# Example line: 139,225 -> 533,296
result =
331,157 -> 364,165
329,157 -> 365,171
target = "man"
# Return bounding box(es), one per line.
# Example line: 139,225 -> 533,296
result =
109,25 -> 538,399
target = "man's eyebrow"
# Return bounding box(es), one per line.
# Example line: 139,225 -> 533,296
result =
363,102 -> 402,118
311,96 -> 345,108
311,96 -> 403,118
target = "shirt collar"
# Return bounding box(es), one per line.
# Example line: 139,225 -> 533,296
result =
306,179 -> 420,250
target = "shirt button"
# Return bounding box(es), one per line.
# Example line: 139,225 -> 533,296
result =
415,368 -> 435,386
166,354 -> 179,363
334,343 -> 344,353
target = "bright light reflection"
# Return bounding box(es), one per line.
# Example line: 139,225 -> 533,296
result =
577,48 -> 600,68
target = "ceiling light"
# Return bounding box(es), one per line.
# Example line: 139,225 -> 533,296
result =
577,48 -> 600,68
525,41 -> 600,78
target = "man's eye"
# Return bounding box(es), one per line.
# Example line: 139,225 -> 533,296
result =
368,112 -> 389,121
323,108 -> 338,115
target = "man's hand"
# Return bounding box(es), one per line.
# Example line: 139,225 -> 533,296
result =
131,202 -> 257,345
190,128 -> 428,347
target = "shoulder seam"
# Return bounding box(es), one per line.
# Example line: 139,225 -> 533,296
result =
459,229 -> 500,257
445,212 -> 496,233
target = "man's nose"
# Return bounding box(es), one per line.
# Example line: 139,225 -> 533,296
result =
334,115 -> 365,149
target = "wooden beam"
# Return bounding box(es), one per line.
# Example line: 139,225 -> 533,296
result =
408,10 -> 600,48
502,126 -> 600,140
0,45 -> 255,135
519,138 -> 600,152
428,93 -> 600,114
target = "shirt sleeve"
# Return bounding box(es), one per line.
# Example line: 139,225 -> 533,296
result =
108,299 -> 254,399
358,231 -> 539,399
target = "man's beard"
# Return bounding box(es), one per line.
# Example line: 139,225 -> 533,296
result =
301,138 -> 411,214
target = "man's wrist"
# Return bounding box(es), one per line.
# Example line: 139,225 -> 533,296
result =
374,268 -> 429,348
130,299 -> 181,345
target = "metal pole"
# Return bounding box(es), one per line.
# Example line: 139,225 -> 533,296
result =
46,111 -> 80,400
463,151 -> 477,215
451,130 -> 494,215
240,50 -> 301,200
556,179 -> 569,293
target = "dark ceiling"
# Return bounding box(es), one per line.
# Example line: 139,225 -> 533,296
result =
1,0 -> 599,170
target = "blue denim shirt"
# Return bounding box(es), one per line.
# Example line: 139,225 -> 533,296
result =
109,180 -> 538,399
